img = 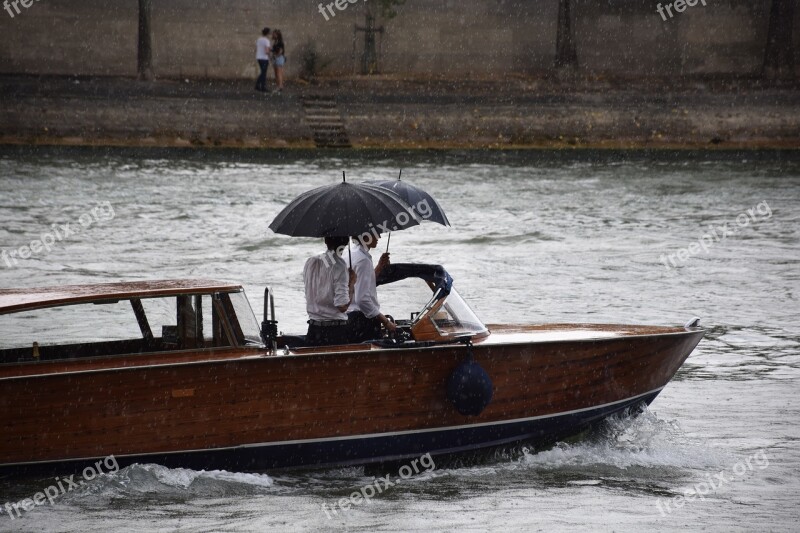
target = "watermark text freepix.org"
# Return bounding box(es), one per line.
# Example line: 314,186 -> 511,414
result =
1,201 -> 115,268
656,0 -> 707,22
321,197 -> 433,268
321,452 -> 436,519
3,0 -> 43,19
3,454 -> 119,519
656,449 -> 769,516
317,0 -> 364,21
660,200 -> 771,269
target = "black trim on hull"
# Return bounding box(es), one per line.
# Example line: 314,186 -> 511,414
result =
1,390 -> 661,477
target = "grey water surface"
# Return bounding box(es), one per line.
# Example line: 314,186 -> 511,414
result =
0,147 -> 798,532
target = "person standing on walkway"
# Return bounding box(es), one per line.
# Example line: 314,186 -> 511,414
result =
255,27 -> 271,93
271,30 -> 286,94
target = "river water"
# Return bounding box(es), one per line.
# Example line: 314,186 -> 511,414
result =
0,147 -> 798,532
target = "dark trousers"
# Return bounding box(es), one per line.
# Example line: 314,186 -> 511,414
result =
255,60 -> 269,91
306,323 -> 349,346
347,311 -> 382,343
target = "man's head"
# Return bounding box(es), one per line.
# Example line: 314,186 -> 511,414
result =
262,27 -> 271,36
325,236 -> 349,253
353,232 -> 380,249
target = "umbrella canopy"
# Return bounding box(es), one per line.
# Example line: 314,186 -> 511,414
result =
269,179 -> 423,238
365,175 -> 450,227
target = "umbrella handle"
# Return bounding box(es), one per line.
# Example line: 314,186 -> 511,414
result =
386,168 -> 400,253
386,168 -> 403,254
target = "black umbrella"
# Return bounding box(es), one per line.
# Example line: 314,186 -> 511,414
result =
269,173 -> 423,239
366,170 -> 451,252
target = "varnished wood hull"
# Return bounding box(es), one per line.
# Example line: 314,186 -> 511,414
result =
0,325 -> 703,473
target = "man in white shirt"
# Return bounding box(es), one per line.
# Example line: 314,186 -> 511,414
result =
255,27 -> 271,93
303,236 -> 356,346
346,233 -> 397,342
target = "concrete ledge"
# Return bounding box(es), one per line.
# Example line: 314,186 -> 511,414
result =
2,75 -> 799,150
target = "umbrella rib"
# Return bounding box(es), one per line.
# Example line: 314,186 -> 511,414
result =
287,191 -> 339,236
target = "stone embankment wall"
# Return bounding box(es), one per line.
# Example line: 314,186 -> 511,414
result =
1,0 -> 797,79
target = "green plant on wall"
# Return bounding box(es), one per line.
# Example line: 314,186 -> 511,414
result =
373,0 -> 406,19
300,41 -> 333,81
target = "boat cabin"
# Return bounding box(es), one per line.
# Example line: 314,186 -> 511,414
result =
0,280 -> 264,364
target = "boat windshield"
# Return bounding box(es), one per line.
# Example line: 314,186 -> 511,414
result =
416,287 -> 488,339
375,264 -> 488,342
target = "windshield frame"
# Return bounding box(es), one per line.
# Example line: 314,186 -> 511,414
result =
410,287 -> 488,342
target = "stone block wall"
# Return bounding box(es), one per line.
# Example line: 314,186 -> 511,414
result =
0,0 -> 796,78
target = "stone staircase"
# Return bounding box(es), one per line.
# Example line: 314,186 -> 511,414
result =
301,95 -> 352,148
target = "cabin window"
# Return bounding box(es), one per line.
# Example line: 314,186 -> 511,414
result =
1,300 -> 143,351
0,290 -> 263,364
219,291 -> 263,346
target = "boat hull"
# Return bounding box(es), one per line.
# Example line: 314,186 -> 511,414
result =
0,325 -> 703,474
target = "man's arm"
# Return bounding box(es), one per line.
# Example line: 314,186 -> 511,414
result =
358,258 -> 396,332
375,252 -> 390,278
332,261 -> 355,312
376,313 -> 396,332
335,268 -> 357,313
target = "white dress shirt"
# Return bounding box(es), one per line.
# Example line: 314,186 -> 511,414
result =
346,243 -> 381,319
303,251 -> 349,321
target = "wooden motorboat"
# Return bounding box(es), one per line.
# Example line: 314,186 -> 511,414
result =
0,267 -> 704,473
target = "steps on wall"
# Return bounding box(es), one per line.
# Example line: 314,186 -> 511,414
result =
301,95 -> 352,148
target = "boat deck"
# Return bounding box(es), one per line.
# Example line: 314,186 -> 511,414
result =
0,323 -> 693,380
480,323 -> 690,345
